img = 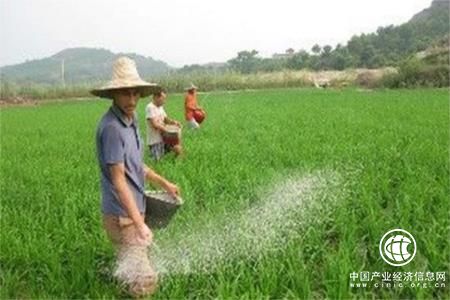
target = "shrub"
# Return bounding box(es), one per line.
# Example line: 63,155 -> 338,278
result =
381,57 -> 449,88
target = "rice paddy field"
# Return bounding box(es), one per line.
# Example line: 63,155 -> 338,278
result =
0,88 -> 449,299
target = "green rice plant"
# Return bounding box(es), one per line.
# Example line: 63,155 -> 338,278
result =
0,88 -> 448,299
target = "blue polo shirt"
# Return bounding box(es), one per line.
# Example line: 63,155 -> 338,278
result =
96,105 -> 145,216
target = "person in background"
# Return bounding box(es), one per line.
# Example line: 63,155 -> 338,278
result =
184,84 -> 203,129
146,89 -> 182,160
92,56 -> 180,297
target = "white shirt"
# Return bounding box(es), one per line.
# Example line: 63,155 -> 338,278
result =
145,102 -> 167,145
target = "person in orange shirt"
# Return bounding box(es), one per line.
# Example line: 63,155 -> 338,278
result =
184,84 -> 203,129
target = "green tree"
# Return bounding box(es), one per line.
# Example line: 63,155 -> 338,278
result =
228,50 -> 262,74
311,44 -> 322,55
322,45 -> 333,56
286,50 -> 310,70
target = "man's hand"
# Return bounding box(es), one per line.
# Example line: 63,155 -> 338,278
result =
164,181 -> 179,198
135,222 -> 153,246
143,164 -> 181,199
166,118 -> 181,128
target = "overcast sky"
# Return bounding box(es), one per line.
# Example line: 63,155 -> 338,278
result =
0,0 -> 432,67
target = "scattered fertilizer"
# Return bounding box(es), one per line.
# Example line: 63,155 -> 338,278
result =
150,170 -> 341,275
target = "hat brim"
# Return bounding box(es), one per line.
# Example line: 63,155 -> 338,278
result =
91,83 -> 161,99
184,86 -> 198,91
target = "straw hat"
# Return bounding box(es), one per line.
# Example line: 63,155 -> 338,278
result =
184,83 -> 198,91
91,56 -> 160,99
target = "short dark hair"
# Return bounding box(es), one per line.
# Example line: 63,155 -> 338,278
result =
153,88 -> 167,98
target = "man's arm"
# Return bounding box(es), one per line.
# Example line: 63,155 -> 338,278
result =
148,118 -> 166,132
186,103 -> 197,110
143,164 -> 179,197
110,163 -> 143,224
110,163 -> 151,245
146,104 -> 167,132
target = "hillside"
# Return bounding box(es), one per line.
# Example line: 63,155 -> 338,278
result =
345,0 -> 449,68
0,48 -> 171,84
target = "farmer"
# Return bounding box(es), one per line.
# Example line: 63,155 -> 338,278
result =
184,84 -> 204,129
92,56 -> 179,297
146,89 -> 183,160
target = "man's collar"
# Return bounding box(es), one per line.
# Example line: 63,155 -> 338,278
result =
110,105 -> 136,127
